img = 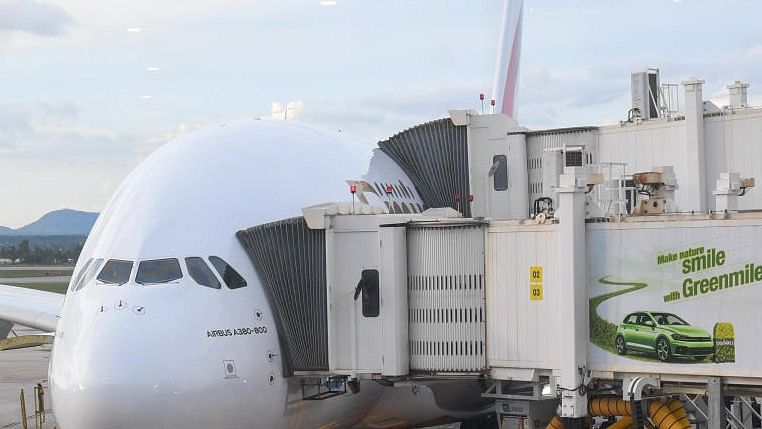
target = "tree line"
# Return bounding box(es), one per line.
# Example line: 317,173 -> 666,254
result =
0,239 -> 84,265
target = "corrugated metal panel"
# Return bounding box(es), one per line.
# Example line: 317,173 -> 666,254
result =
407,224 -> 486,372
485,224 -> 560,369
526,129 -> 599,207
378,118 -> 472,217
237,217 -> 328,375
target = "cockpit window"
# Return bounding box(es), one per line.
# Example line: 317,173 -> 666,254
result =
136,258 -> 183,285
208,256 -> 247,289
97,259 -> 133,285
74,258 -> 104,291
70,258 -> 93,291
185,257 -> 221,289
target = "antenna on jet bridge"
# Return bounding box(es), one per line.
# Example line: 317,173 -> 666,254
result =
479,92 -> 486,115
491,98 -> 496,114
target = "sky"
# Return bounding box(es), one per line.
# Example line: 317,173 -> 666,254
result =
1,0 -> 761,227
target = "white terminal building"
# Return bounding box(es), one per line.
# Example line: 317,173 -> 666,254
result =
237,69 -> 762,429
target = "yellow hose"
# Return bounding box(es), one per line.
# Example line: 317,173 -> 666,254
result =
589,397 -> 633,417
544,397 -> 690,429
648,399 -> 691,429
668,399 -> 689,420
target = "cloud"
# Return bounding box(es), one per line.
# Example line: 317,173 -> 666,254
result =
0,101 -> 139,164
0,0 -> 74,36
0,99 -> 150,227
278,83 -> 482,142
746,44 -> 762,59
513,64 -> 632,128
37,101 -> 79,121
138,122 -> 203,158
284,66 -> 634,138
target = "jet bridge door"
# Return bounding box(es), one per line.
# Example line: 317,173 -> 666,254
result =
407,223 -> 487,373
326,219 -> 386,374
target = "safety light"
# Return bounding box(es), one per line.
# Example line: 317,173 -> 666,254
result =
455,192 -> 461,201
350,183 -> 357,194
468,194 -> 474,202
386,184 -> 393,195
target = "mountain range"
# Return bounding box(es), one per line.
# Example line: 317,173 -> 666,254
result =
0,209 -> 99,236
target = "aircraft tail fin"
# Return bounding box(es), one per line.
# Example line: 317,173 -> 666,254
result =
491,0 -> 524,118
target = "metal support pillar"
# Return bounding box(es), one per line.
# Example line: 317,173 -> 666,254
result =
556,168 -> 589,418
708,377 -> 724,429
682,78 -> 707,212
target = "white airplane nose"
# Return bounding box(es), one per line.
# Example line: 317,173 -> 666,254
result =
51,341 -> 183,428
50,298 -> 274,429
49,310 -> 209,429
53,381 -> 178,429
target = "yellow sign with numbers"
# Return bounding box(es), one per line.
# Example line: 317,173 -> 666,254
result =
529,266 -> 543,301
530,283 -> 543,301
529,266 -> 543,282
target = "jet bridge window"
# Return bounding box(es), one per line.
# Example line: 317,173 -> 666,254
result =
492,155 -> 508,191
208,256 -> 247,289
354,269 -> 379,317
136,258 -> 182,285
97,259 -> 133,285
185,257 -> 221,289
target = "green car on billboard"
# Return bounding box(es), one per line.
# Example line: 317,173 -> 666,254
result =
614,312 -> 714,362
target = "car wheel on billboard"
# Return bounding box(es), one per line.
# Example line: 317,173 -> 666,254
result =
656,337 -> 672,362
615,335 -> 626,355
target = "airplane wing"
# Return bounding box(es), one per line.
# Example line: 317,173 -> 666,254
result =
0,285 -> 64,334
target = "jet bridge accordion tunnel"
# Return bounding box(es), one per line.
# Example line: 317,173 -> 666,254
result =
378,118 -> 472,217
237,217 -> 329,375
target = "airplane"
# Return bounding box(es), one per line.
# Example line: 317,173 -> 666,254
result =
0,1 -> 524,427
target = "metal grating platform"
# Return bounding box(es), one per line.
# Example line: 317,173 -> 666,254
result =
237,217 -> 328,375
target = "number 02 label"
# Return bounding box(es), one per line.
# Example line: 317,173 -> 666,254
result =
529,266 -> 543,281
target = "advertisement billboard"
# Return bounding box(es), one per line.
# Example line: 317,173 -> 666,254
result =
587,221 -> 760,378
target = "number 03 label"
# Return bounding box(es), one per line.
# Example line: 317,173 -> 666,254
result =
530,283 -> 543,301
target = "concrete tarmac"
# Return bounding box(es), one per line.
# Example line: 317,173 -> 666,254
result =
0,327 -> 55,428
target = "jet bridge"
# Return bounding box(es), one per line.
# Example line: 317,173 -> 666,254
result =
238,203 -> 488,378
238,166 -> 762,427
235,83 -> 762,425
